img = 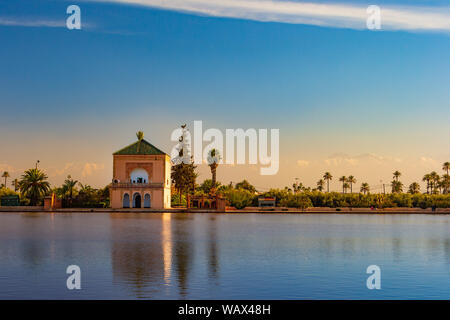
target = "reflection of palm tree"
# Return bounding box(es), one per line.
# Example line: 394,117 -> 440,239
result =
339,176 -> 347,193
207,149 -> 221,194
360,183 -> 370,195
347,175 -> 356,193
323,172 -> 332,192
207,216 -> 219,282
2,171 -> 10,188
19,168 -> 50,205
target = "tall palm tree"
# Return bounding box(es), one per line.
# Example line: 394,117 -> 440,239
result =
207,149 -> 221,194
339,176 -> 347,193
429,171 -> 439,194
443,162 -> 450,176
316,179 -> 325,192
439,161 -> 449,193
63,175 -> 78,206
343,182 -> 350,194
2,171 -> 10,188
391,180 -> 403,193
442,174 -> 450,195
347,175 -> 356,193
323,172 -> 332,192
360,183 -> 370,195
11,178 -> 19,192
393,170 -> 401,181
19,168 -> 50,206
408,182 -> 420,194
422,174 -> 431,194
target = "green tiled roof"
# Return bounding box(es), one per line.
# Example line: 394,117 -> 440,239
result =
113,139 -> 166,155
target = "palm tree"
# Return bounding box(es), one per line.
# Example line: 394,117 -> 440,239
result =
63,175 -> 78,206
393,170 -> 401,181
78,183 -> 93,193
347,175 -> 356,193
323,172 -> 332,192
293,181 -> 305,193
408,182 -> 420,194
391,180 -> 403,193
422,174 -> 431,194
343,182 -> 350,194
439,161 -> 449,193
443,162 -> 450,176
207,148 -> 221,194
316,179 -> 325,192
2,171 -> 10,188
442,174 -> 450,195
339,176 -> 347,193
19,168 -> 50,206
11,178 -> 19,192
360,183 -> 370,195
429,171 -> 439,194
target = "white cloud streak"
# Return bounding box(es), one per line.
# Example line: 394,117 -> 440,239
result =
0,17 -> 65,28
91,0 -> 450,32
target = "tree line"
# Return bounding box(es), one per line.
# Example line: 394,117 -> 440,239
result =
0,169 -> 109,207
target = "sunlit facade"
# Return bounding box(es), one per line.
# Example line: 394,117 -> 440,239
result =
110,134 -> 171,209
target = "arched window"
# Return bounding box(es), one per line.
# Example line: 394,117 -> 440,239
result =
123,193 -> 130,208
144,194 -> 151,208
130,168 -> 149,184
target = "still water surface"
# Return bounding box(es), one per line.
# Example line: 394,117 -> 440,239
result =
0,212 -> 449,299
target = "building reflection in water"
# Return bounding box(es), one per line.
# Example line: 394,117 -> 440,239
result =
110,213 -> 167,298
109,212 -> 197,298
161,212 -> 172,287
207,216 -> 219,283
172,214 -> 194,297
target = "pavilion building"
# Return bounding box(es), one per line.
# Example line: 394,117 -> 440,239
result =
110,132 -> 171,209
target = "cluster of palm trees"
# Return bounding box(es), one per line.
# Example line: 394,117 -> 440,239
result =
1,167 -> 107,206
310,162 -> 450,195
5,168 -> 51,205
317,173 -> 369,194
421,162 -> 450,194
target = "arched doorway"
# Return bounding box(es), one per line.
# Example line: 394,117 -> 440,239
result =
123,193 -> 130,208
144,194 -> 151,208
133,193 -> 142,208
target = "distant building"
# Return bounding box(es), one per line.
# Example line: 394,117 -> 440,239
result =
258,197 -> 276,208
110,133 -> 171,209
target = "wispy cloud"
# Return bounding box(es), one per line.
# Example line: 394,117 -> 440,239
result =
324,153 -> 403,167
91,0 -> 450,32
0,17 -> 65,28
297,160 -> 310,167
82,162 -> 105,177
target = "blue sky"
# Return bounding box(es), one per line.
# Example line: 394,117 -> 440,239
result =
0,0 -> 449,191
